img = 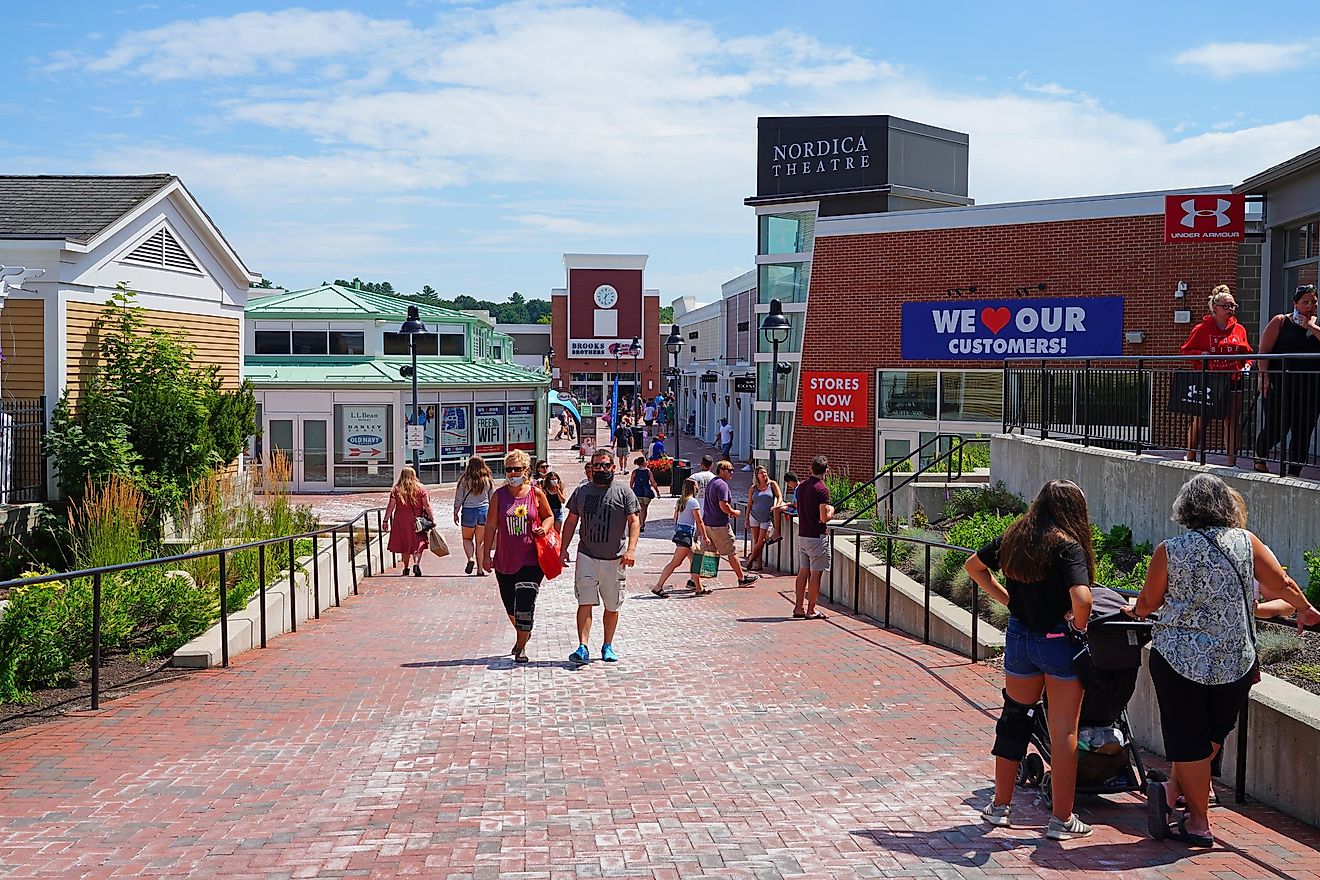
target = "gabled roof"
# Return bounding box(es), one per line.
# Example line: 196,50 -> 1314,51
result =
1236,145 -> 1320,194
247,284 -> 482,323
244,358 -> 549,388
0,174 -> 175,242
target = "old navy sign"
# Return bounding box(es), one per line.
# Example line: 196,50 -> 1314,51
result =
901,297 -> 1124,360
1163,194 -> 1245,243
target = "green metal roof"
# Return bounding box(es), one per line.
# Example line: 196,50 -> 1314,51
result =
245,358 -> 548,388
247,284 -> 481,324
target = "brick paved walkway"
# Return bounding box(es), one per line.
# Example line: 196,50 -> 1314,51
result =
3,436 -> 1320,878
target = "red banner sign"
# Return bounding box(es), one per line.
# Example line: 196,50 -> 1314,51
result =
800,371 -> 869,428
1164,194 -> 1245,243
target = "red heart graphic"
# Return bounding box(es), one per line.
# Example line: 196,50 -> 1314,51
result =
981,307 -> 1011,335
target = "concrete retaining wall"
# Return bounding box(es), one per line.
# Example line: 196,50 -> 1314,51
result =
990,433 -> 1320,583
172,531 -> 373,668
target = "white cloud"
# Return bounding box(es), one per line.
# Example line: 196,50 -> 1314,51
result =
1173,40 -> 1317,77
48,4 -> 1320,298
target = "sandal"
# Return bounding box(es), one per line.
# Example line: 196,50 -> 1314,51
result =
1147,780 -> 1171,840
1166,816 -> 1213,848
804,611 -> 828,620
651,587 -> 670,598
693,587 -> 713,596
792,611 -> 807,619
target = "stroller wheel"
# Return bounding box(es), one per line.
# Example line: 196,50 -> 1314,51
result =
1146,768 -> 1168,783
1040,771 -> 1053,809
1018,752 -> 1045,787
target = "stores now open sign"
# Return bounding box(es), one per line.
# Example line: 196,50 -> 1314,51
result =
901,297 -> 1124,360
800,371 -> 869,428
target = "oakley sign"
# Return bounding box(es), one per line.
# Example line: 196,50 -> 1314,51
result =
1163,193 -> 1245,242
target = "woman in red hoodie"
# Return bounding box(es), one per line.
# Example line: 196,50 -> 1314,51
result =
1180,285 -> 1253,466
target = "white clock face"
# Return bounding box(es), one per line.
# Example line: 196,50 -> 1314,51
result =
593,284 -> 619,309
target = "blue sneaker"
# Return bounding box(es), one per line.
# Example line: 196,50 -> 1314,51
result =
569,644 -> 590,666
601,644 -> 619,662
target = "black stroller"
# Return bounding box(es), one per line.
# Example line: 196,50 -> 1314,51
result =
1015,586 -> 1157,807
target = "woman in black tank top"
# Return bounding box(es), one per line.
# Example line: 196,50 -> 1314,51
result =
1254,284 -> 1320,475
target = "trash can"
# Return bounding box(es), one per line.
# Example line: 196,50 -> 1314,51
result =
670,460 -> 692,496
631,426 -> 644,451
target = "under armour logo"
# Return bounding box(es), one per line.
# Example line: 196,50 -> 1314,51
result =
1180,197 -> 1232,229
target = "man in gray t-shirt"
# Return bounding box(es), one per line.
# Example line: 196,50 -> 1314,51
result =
561,449 -> 640,666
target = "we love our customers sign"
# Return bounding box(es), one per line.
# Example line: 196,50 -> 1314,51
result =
901,296 -> 1124,361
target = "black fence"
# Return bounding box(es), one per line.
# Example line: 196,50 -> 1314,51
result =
1,396 -> 47,504
1003,355 -> 1320,475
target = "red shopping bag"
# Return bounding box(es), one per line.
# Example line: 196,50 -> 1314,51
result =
536,529 -> 564,580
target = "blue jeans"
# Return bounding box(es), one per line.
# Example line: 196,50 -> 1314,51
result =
1003,616 -> 1078,680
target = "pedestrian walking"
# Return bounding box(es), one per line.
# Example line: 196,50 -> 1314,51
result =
964,479 -> 1095,840
1129,473 -> 1320,847
383,466 -> 434,577
690,454 -> 715,499
744,465 -> 782,571
630,456 -> 659,530
717,417 -> 734,461
701,460 -> 758,588
483,450 -> 554,664
614,417 -> 633,471
652,477 -> 710,597
792,456 -> 834,618
454,454 -> 495,576
644,400 -> 656,432
541,469 -> 568,535
561,449 -> 641,665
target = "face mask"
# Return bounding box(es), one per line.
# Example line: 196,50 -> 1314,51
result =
1293,309 -> 1307,325
507,476 -> 525,487
592,470 -> 613,486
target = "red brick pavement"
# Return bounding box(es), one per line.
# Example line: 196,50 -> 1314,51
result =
3,434 -> 1320,878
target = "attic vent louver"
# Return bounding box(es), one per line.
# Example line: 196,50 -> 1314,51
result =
124,227 -> 200,273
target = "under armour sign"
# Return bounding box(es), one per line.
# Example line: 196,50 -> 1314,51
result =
1163,193 -> 1245,243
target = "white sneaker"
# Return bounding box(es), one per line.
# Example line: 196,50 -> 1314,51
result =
1045,814 -> 1092,840
980,802 -> 1012,827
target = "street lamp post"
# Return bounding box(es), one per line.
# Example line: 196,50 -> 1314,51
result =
399,305 -> 427,475
630,335 -> 641,422
759,299 -> 792,483
546,344 -> 555,383
664,324 -> 683,463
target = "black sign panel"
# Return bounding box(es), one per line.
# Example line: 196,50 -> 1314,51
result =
756,115 -> 890,200
699,373 -> 718,384
734,376 -> 756,394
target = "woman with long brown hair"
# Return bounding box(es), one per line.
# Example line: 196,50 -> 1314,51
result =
383,466 -> 434,576
964,479 -> 1095,840
454,455 -> 494,575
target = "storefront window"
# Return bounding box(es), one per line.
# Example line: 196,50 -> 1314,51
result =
939,372 -> 1003,422
329,331 -> 365,355
382,332 -> 465,356
758,211 -> 816,255
758,262 -> 811,304
333,404 -> 393,490
877,371 -> 937,420
292,331 -> 329,355
254,331 -> 291,354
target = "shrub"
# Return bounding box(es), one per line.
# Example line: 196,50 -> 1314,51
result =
0,578 -> 75,702
1304,548 -> 1320,606
944,481 -> 1027,519
936,512 -> 1017,586
1256,629 -> 1303,666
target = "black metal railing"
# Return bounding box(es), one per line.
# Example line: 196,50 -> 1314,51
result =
830,433 -> 990,528
1003,354 -> 1320,475
0,396 -> 47,504
0,506 -> 392,711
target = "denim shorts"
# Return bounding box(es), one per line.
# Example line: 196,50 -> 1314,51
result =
1003,616 -> 1078,680
459,504 -> 488,529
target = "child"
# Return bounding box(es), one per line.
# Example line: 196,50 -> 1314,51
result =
770,471 -> 798,543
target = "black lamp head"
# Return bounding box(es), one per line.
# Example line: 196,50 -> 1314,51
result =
759,298 -> 791,345
399,305 -> 426,335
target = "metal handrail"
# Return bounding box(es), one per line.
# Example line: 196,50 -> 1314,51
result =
832,432 -> 981,519
0,505 -> 391,710
836,436 -> 991,528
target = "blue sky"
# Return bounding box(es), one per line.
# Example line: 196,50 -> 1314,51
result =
7,1 -> 1320,303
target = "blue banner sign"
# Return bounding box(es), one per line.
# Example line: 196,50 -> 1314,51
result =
901,296 -> 1124,360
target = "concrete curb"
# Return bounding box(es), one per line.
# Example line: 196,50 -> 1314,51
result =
171,535 -> 374,669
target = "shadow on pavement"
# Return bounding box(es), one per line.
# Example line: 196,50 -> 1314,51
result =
400,657 -> 568,670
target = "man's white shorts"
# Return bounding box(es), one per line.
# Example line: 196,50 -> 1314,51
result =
574,553 -> 627,611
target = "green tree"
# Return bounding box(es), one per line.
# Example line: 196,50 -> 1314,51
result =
660,306 -> 674,324
44,285 -> 258,523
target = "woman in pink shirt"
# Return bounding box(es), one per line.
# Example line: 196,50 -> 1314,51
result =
484,449 -> 554,663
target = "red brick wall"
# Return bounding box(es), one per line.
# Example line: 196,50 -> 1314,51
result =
792,214 -> 1238,479
549,294 -> 662,396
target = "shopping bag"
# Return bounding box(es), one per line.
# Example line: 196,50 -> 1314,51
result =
427,528 -> 450,558
536,529 -> 564,580
689,550 -> 720,578
1166,370 -> 1231,418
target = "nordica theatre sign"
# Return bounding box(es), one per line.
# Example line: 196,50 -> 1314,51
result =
756,115 -> 889,199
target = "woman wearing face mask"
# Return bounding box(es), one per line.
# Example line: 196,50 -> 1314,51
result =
541,469 -> 568,535
454,455 -> 495,576
1254,284 -> 1320,476
1180,285 -> 1253,466
484,449 -> 554,663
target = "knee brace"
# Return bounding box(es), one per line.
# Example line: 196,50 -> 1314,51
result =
992,689 -> 1038,761
513,581 -> 540,632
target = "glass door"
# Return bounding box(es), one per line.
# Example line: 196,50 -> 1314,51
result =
265,414 -> 331,491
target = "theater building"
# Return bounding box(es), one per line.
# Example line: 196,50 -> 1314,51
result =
548,254 -> 663,411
